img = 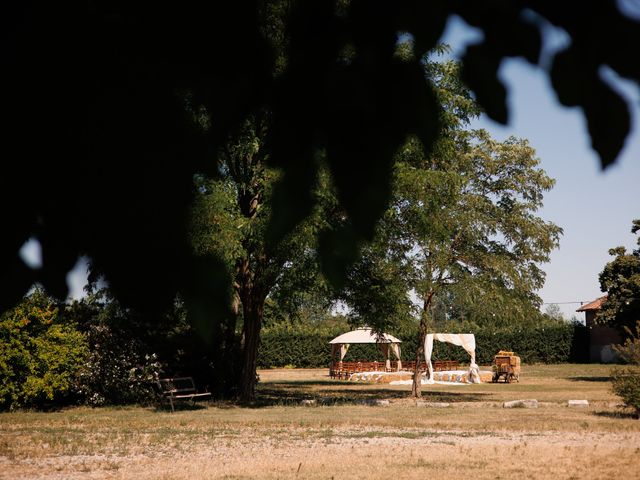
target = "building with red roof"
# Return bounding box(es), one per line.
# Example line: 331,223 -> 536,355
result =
576,295 -> 621,363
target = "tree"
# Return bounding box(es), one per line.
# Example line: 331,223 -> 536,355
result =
344,55 -> 561,397
190,115 -> 334,401
544,304 -> 565,322
2,1 -> 638,336
597,220 -> 640,330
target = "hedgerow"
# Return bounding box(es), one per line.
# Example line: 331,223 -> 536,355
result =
257,322 -> 589,368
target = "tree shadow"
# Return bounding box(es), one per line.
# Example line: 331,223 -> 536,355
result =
565,376 -> 611,382
318,388 -> 490,403
249,382 -> 491,407
261,379 -> 347,386
153,402 -> 209,413
593,410 -> 639,420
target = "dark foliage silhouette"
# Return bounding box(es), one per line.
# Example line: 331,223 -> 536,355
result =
2,1 -> 638,323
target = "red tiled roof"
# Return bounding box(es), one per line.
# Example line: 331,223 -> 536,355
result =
576,295 -> 607,312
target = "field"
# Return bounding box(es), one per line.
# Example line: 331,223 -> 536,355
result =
1,364 -> 639,479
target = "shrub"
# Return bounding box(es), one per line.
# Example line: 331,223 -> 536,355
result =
611,369 -> 640,416
613,321 -> 640,365
611,321 -> 640,416
0,289 -> 88,410
75,322 -> 161,406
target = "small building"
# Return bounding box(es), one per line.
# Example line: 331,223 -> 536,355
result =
576,295 -> 622,363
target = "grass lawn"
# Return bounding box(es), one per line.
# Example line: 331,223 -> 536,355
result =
1,364 -> 639,479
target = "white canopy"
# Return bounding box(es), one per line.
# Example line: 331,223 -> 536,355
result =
329,327 -> 401,345
329,327 -> 402,370
424,333 -> 481,384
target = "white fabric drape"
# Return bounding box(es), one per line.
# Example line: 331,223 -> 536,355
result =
340,344 -> 350,361
424,333 -> 480,383
377,343 -> 390,370
335,341 -> 401,365
390,343 -> 402,370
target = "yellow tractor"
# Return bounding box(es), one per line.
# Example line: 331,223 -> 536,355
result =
491,351 -> 521,383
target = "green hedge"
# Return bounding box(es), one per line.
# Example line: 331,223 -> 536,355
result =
257,323 -> 589,368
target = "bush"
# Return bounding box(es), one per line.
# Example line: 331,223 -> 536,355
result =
75,323 -> 161,406
0,289 -> 88,410
69,292 -> 162,406
611,368 -> 640,416
611,321 -> 640,416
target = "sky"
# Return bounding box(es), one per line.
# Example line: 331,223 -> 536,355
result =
441,16 -> 640,321
20,14 -> 640,323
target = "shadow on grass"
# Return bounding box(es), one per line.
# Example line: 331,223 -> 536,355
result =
593,410 -> 639,420
566,376 -> 611,382
249,384 -> 491,408
153,402 -> 209,413
261,379 -> 346,386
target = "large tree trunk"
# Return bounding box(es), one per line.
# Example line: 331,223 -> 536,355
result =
238,292 -> 265,403
412,316 -> 427,398
216,312 -> 241,397
205,314 -> 240,398
412,293 -> 434,398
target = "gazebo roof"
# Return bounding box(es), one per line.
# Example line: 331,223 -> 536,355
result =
329,327 -> 401,344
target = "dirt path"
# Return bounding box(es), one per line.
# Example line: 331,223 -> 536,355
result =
3,425 -> 639,479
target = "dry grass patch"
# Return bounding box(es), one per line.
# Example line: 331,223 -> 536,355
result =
1,364 -> 639,479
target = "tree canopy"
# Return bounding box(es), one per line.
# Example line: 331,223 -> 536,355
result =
189,112 -> 337,400
2,1 -> 638,319
342,54 -> 561,396
598,220 -> 640,330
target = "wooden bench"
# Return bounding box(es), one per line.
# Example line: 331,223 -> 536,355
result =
338,362 -> 357,380
156,376 -> 211,412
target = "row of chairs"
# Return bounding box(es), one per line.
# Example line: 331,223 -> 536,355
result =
401,360 -> 460,372
329,360 -> 460,380
330,361 -> 388,379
